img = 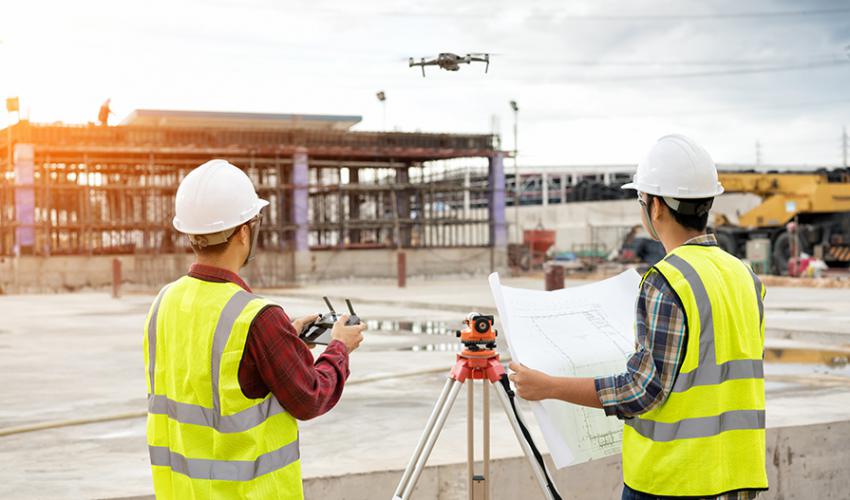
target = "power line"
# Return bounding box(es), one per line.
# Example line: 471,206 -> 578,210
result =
541,98 -> 850,121
537,7 -> 850,21
301,6 -> 850,21
571,59 -> 850,81
516,55 -> 848,68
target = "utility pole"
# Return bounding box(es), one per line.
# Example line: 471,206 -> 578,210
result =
843,126 -> 847,167
755,140 -> 762,166
510,100 -> 519,244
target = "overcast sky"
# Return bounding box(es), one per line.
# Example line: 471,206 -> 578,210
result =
1,0 -> 849,167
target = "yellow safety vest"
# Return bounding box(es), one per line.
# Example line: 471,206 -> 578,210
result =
622,244 -> 768,496
143,276 -> 302,499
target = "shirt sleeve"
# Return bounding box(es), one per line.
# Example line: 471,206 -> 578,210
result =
593,270 -> 688,419
238,305 -> 350,421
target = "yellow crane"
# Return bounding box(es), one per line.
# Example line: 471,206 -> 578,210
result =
714,169 -> 850,274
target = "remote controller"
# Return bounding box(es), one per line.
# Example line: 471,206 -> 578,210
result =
299,297 -> 361,345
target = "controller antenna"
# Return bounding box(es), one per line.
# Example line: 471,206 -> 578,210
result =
323,296 -> 336,313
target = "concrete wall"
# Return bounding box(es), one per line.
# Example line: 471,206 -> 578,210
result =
0,247 -> 507,293
506,193 -> 763,254
0,253 -> 191,294
507,200 -> 640,253
304,247 -> 507,282
303,419 -> 850,500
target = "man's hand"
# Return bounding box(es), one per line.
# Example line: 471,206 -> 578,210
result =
291,314 -> 320,336
508,362 -> 553,401
291,314 -> 320,349
331,315 -> 366,353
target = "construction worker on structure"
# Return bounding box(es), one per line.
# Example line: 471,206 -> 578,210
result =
509,135 -> 767,499
143,159 -> 366,499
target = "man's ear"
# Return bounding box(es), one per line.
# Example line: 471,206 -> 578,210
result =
651,197 -> 665,222
239,224 -> 250,245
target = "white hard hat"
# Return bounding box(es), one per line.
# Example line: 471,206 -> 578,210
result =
173,159 -> 269,235
622,134 -> 724,199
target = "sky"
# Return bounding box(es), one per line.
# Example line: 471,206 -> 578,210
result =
1,0 -> 849,167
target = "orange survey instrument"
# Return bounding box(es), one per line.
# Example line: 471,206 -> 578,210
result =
393,313 -> 562,500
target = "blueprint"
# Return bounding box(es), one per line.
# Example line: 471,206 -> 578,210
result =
489,270 -> 641,468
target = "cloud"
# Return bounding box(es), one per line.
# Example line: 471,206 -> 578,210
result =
1,0 -> 848,166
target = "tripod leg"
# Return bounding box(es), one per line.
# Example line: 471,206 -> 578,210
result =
398,378 -> 464,500
393,377 -> 454,499
491,380 -> 558,500
467,381 -> 474,500
482,381 -> 490,500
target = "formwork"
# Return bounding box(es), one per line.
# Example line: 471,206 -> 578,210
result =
0,120 -> 502,287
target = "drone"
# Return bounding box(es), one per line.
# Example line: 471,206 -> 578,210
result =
408,53 -> 490,77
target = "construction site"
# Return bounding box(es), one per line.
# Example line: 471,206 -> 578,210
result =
2,2 -> 850,498
0,111 -> 505,292
1,108 -> 849,499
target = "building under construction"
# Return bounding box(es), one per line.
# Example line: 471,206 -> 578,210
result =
0,110 -> 506,290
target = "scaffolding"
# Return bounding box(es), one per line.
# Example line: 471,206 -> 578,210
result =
0,121 -> 499,258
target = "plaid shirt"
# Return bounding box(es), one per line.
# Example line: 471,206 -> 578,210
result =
188,264 -> 350,421
595,234 -> 760,500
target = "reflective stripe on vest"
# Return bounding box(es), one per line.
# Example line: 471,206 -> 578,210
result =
146,287 -> 299,479
148,440 -> 300,481
625,409 -> 765,442
625,252 -> 765,440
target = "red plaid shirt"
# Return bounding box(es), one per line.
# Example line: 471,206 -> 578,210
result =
188,263 -> 350,420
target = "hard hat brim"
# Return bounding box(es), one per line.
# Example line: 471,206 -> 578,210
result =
174,198 -> 269,235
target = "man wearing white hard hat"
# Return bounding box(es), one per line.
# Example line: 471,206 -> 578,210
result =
143,159 -> 366,499
509,135 -> 767,499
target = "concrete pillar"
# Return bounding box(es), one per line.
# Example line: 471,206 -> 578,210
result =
13,144 -> 35,255
397,167 -> 411,247
560,173 -> 567,204
488,153 -> 507,249
292,148 -> 310,281
463,167 -> 471,218
541,172 -> 548,206
603,170 -> 611,185
348,167 -> 361,244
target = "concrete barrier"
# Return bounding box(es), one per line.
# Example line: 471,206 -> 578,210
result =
0,247 -> 507,293
303,420 -> 850,499
105,419 -> 849,500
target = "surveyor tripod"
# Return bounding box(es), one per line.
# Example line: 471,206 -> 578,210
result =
392,347 -> 562,500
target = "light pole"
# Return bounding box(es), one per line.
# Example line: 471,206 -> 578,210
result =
510,100 -> 519,244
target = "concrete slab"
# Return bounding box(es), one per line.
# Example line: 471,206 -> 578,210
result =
0,277 -> 849,499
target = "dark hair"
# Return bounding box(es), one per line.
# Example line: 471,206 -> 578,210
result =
646,194 -> 712,231
190,237 -> 233,256
189,224 -> 246,256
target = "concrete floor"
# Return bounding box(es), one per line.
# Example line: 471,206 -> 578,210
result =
1,275 -> 849,499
